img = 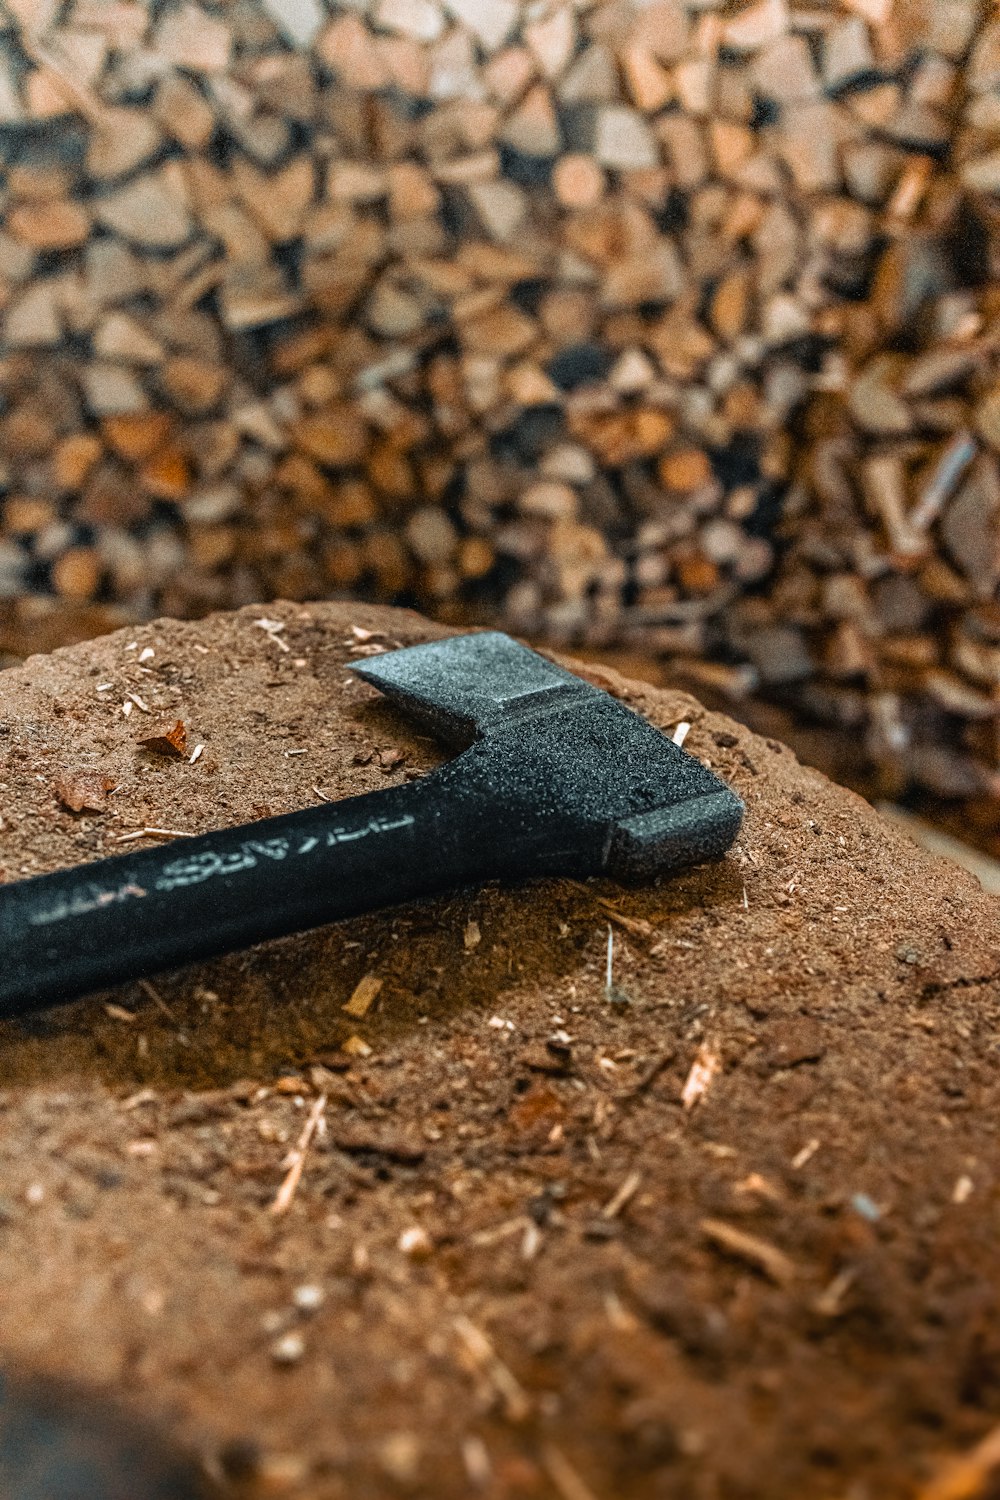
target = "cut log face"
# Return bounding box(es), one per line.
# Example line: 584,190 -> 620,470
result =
0,0 -> 996,832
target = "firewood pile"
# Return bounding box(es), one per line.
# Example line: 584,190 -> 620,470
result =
0,0 -> 997,828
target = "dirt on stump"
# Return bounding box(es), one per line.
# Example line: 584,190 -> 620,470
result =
0,600 -> 997,1500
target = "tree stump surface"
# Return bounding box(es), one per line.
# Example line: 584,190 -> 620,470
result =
0,599 -> 994,1498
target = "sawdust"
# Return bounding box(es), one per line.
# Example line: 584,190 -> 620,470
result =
0,601 -> 996,1498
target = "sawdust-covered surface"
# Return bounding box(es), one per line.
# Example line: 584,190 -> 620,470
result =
0,600 -> 998,1500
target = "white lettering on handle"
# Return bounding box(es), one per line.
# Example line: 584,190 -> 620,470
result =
29,882 -> 148,927
28,814 -> 416,921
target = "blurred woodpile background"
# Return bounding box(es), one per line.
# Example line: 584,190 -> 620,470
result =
0,0 -> 998,842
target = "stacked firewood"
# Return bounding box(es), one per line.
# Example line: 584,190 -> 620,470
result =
0,0 -> 996,822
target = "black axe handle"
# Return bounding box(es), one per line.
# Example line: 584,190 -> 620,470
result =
0,774 -> 496,1018
0,630 -> 742,1017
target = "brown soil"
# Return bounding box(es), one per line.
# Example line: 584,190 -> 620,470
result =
0,600 -> 999,1500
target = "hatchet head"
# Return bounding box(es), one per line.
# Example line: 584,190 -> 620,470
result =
351,632 -> 743,883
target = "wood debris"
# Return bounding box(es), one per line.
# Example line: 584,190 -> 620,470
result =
330,1123 -> 424,1164
602,1169 -> 641,1220
588,893 -> 658,941
270,1331 -> 305,1365
270,1091 -> 326,1216
916,1421 -> 1000,1500
681,1042 -> 721,1110
113,825 -> 192,842
453,1315 -> 530,1424
342,973 -> 383,1019
0,2 -> 996,836
813,1267 -> 856,1319
137,720 -> 188,758
791,1138 -> 821,1170
541,1444 -> 599,1500
53,769 -> 115,813
700,1218 -> 798,1288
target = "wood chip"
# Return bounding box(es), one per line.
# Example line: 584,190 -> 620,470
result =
113,826 -> 192,842
541,1444 -> 599,1500
453,1315 -> 531,1423
681,1043 -> 721,1110
137,720 -> 189,758
342,973 -> 383,1019
602,1170 -> 641,1219
700,1218 -> 798,1287
53,770 -> 116,814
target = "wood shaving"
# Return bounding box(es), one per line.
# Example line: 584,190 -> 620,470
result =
681,1042 -> 721,1110
270,1092 -> 327,1217
113,826 -> 192,842
700,1218 -> 797,1288
342,973 -> 383,1019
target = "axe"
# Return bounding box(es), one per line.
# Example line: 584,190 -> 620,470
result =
0,633 -> 743,1016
